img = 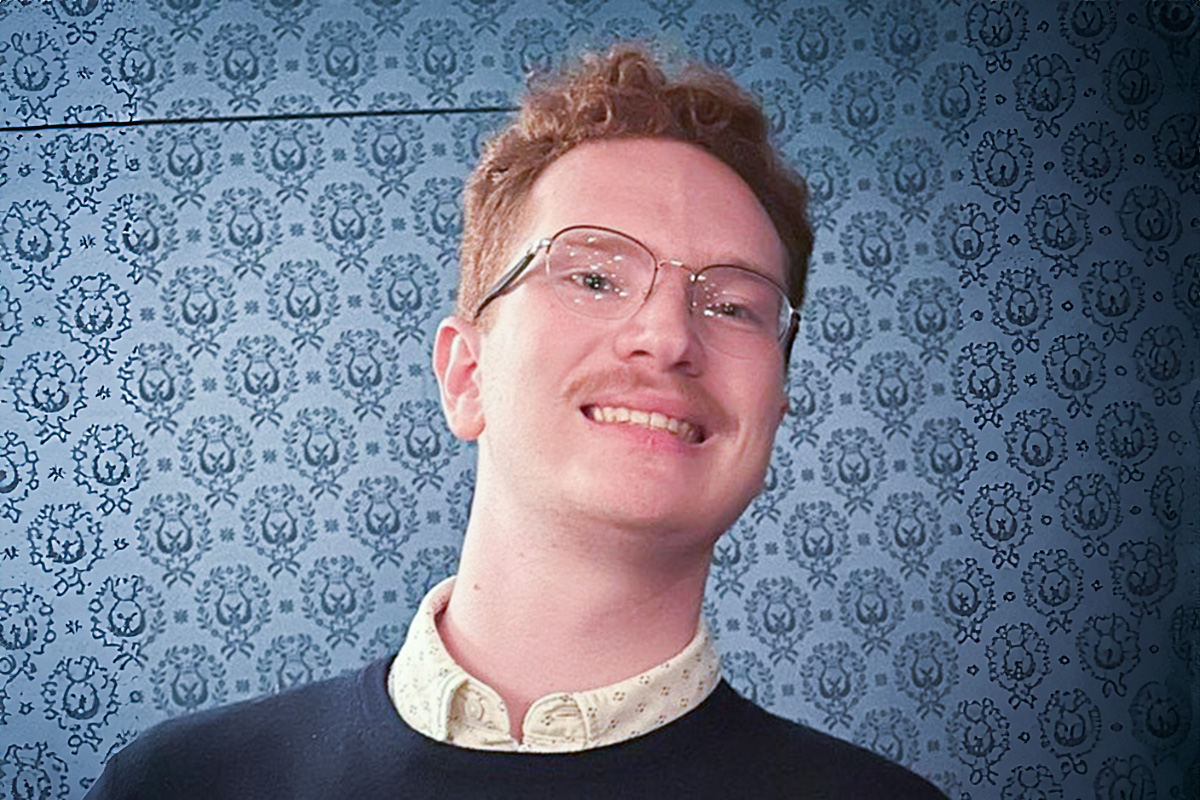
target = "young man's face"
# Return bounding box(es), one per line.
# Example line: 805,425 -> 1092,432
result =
440,138 -> 789,547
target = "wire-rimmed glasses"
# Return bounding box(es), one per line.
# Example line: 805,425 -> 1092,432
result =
473,225 -> 798,359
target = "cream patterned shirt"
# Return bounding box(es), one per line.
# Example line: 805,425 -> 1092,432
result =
387,576 -> 723,753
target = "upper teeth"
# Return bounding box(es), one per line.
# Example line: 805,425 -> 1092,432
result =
586,406 -> 701,443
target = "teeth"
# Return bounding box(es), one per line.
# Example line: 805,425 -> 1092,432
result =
586,406 -> 701,444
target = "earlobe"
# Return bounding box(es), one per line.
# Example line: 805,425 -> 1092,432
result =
774,378 -> 789,426
432,316 -> 485,440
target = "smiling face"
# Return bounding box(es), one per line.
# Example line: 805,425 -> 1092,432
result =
436,138 -> 789,546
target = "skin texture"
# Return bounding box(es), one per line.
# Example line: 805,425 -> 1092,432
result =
432,138 -> 789,739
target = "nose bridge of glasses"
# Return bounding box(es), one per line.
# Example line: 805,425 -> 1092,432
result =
635,257 -> 710,327
620,259 -> 708,364
658,257 -> 694,274
646,257 -> 700,301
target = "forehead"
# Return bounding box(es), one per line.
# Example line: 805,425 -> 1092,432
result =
520,138 -> 786,282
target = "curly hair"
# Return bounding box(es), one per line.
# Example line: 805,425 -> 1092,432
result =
458,42 -> 813,322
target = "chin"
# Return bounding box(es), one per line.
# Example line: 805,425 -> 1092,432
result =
560,453 -> 765,538
581,492 -> 751,544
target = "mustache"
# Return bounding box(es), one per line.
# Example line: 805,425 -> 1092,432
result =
564,369 -> 729,429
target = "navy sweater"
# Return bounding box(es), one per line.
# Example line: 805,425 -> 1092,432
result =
86,656 -> 948,799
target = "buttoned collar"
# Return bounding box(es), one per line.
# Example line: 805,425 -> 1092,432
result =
387,576 -> 722,753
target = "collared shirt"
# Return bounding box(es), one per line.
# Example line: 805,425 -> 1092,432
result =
387,576 -> 723,753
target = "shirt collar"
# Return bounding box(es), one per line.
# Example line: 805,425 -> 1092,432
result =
388,576 -> 722,753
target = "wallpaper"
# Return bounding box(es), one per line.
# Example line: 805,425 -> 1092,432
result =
1,0 -> 1197,796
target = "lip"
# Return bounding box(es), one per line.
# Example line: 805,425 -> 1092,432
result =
579,397 -> 709,445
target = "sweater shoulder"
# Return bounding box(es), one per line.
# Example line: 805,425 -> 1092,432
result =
703,683 -> 950,800
145,657 -> 381,748
86,657 -> 397,800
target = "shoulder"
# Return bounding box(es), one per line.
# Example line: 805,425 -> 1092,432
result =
86,657 -> 397,800
140,657 -> 375,752
698,683 -> 949,800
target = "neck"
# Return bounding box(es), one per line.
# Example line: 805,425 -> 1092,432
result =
438,501 -> 714,741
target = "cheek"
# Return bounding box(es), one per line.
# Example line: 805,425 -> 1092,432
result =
479,333 -> 574,427
745,385 -> 788,464
749,372 -> 788,430
721,377 -> 786,473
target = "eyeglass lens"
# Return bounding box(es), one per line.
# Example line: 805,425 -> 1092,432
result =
545,228 -> 788,356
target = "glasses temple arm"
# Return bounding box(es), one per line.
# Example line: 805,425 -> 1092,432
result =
472,247 -> 540,319
782,309 -> 799,364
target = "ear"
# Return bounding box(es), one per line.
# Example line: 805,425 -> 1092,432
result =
432,315 -> 485,441
773,369 -> 789,427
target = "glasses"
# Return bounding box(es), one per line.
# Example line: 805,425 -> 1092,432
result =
473,225 -> 798,359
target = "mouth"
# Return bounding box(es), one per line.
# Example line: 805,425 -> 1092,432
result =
582,405 -> 706,445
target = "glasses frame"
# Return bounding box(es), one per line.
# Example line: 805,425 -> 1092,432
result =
472,225 -> 800,358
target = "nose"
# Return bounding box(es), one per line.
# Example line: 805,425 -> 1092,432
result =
611,264 -> 705,375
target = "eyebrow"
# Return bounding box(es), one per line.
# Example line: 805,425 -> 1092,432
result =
684,255 -> 787,290
626,238 -> 783,285
641,236 -> 785,284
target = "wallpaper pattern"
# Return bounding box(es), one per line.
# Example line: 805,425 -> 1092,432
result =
1,0 -> 1197,797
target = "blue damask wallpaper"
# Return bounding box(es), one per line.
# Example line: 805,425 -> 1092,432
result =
1,0 -> 1197,796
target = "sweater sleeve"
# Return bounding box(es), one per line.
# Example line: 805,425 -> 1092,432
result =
82,750 -> 124,800
77,660 -> 395,800
82,735 -> 189,800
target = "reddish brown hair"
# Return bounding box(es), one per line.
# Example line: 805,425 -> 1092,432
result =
458,42 -> 813,320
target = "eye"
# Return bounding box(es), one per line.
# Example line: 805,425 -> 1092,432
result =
701,301 -> 770,334
696,286 -> 768,328
694,267 -> 783,334
559,260 -> 631,299
569,270 -> 621,294
703,300 -> 753,320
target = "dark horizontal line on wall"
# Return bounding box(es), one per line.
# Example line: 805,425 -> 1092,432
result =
0,105 -> 520,135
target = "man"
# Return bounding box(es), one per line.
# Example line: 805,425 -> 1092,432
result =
87,44 -> 948,799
